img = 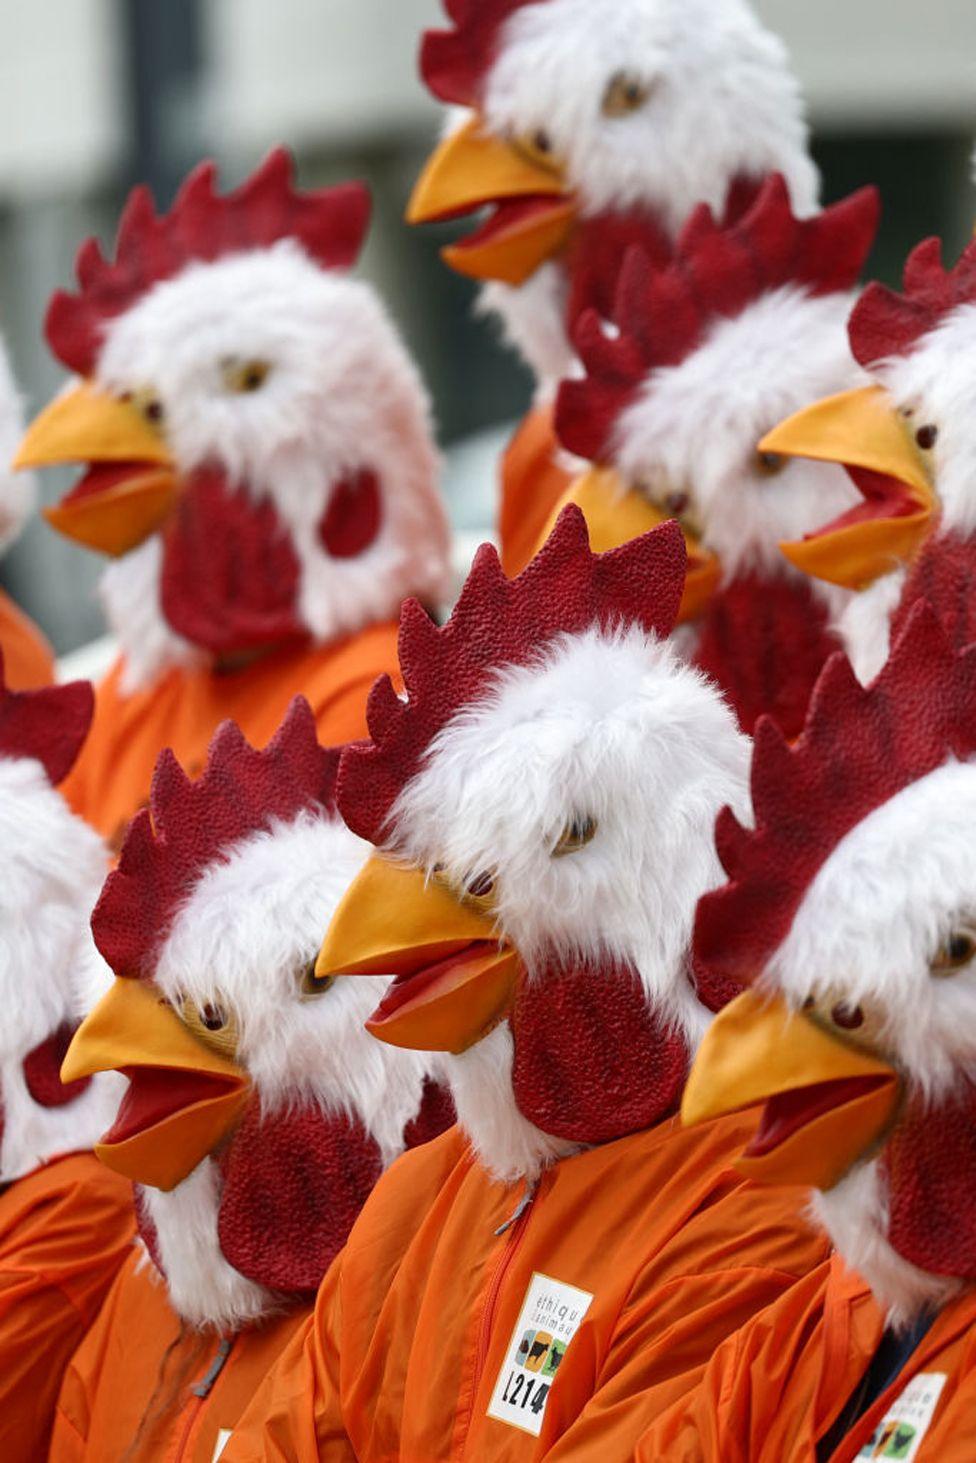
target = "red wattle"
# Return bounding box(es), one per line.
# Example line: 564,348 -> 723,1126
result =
509,961 -> 690,1144
22,1024 -> 91,1109
891,529 -> 976,654
159,467 -> 304,655
884,1082 -> 976,1280
318,468 -> 382,559
693,572 -> 838,739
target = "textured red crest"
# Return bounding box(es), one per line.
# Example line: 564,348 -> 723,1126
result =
0,653 -> 92,786
694,603 -> 976,985
849,234 -> 976,368
420,0 -> 542,105
338,505 -> 686,846
92,697 -> 342,979
46,148 -> 371,376
557,175 -> 879,464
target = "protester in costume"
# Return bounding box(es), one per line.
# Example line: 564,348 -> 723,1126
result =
0,661 -> 134,1461
408,0 -> 820,574
54,699 -> 452,1461
639,606 -> 976,1460
17,148 -> 450,845
760,228 -> 976,685
0,334 -> 54,688
551,176 -> 876,737
223,508 -> 828,1462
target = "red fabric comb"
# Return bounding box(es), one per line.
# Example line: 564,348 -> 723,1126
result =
849,234 -> 976,368
557,175 -> 879,464
92,697 -> 342,979
420,0 -> 542,106
46,148 -> 371,375
337,505 -> 686,846
694,603 -> 976,985
0,653 -> 93,785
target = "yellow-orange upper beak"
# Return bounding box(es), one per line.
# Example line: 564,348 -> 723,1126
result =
536,467 -> 722,623
682,989 -> 901,1191
63,977 -> 249,1191
316,854 -> 523,1054
761,386 -> 937,590
407,115 -> 576,286
16,381 -> 179,557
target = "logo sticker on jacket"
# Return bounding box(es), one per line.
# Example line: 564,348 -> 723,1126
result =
856,1373 -> 947,1461
487,1272 -> 594,1437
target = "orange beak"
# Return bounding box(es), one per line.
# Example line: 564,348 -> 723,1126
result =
536,467 -> 722,623
16,381 -> 179,557
407,115 -> 576,286
682,990 -> 900,1191
316,854 -> 523,1054
760,386 -> 937,590
62,977 -> 249,1191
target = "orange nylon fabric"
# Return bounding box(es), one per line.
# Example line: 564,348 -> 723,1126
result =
50,1248 -> 308,1463
61,622 -> 400,844
636,1251 -> 976,1461
222,1117 -> 829,1462
0,1152 -> 135,1462
0,586 -> 55,688
498,405 -> 575,579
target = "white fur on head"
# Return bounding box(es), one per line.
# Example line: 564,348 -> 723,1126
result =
95,241 -> 450,688
610,287 -> 864,582
764,756 -> 976,1322
0,334 -> 36,554
145,808 -> 440,1328
0,754 -> 120,1181
473,0 -> 819,382
390,623 -> 750,1177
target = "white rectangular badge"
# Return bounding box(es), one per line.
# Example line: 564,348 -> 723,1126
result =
487,1271 -> 594,1437
856,1372 -> 948,1461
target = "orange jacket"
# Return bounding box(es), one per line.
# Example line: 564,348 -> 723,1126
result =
498,406 -> 575,580
0,1152 -> 135,1462
222,1117 -> 829,1462
62,622 -> 400,844
0,586 -> 55,688
50,1247 -> 309,1463
636,1252 -> 976,1461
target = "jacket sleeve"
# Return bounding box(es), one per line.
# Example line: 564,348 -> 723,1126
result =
222,1258 -> 356,1462
544,1260 -> 827,1463
630,1263 -> 832,1463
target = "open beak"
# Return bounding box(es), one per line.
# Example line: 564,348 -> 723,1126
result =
682,989 -> 900,1191
407,115 -> 576,286
16,382 -> 179,557
760,386 -> 937,590
536,467 -> 722,622
316,854 -> 523,1053
62,977 -> 249,1191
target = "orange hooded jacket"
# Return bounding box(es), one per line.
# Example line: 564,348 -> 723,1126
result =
61,622 -> 399,845
0,1152 -> 135,1462
636,1251 -> 976,1462
50,1248 -> 309,1463
221,1117 -> 828,1462
0,587 -> 54,689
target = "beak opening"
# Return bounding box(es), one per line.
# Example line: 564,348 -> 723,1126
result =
317,854 -> 522,1054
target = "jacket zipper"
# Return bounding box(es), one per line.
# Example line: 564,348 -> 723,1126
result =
472,1183 -> 538,1408
173,1337 -> 235,1462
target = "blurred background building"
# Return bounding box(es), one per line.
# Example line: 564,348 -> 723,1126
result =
1,0 -> 975,654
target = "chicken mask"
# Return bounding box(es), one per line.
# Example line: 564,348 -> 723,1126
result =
18,149 -> 450,691
684,606 -> 976,1326
64,699 -> 452,1329
316,506 -> 750,1183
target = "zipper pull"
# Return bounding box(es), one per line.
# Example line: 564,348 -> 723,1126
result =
495,1177 -> 538,1236
192,1337 -> 234,1398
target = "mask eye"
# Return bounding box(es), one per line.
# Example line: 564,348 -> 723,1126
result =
464,871 -> 495,902
552,815 -> 597,859
299,961 -> 336,1000
123,387 -> 165,426
222,359 -> 272,394
756,449 -> 787,477
602,70 -> 654,118
915,424 -> 938,453
932,928 -> 976,976
178,995 -> 240,1061
514,129 -> 562,172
